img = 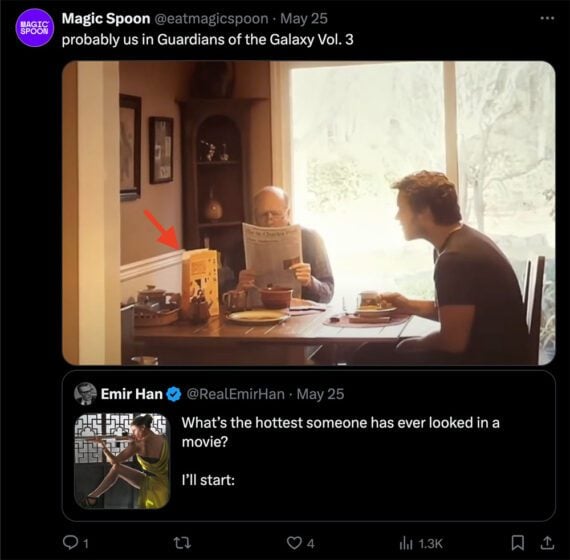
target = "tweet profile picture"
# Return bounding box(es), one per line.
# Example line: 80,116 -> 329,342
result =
74,413 -> 170,509
74,382 -> 97,406
15,9 -> 54,47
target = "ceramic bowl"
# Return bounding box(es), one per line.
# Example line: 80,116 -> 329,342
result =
259,286 -> 293,309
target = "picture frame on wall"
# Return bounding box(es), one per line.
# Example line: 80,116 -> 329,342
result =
149,117 -> 174,184
119,94 -> 141,201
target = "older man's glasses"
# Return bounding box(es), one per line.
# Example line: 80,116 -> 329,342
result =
256,210 -> 287,221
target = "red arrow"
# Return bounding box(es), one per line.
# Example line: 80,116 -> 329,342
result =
144,209 -> 180,250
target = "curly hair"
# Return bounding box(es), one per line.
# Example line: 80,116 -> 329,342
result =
392,171 -> 462,225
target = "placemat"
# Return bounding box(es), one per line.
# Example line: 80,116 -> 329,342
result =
323,314 -> 410,328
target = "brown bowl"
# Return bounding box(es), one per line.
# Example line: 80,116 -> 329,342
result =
259,286 -> 293,309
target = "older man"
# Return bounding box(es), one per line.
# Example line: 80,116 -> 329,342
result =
355,171 -> 529,365
227,186 -> 334,303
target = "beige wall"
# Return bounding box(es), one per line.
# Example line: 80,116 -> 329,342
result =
120,61 -> 273,264
120,61 -> 193,264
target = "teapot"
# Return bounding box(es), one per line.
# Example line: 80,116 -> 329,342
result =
137,285 -> 167,309
137,285 -> 180,311
137,284 -> 166,306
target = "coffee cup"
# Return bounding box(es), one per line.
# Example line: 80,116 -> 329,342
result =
222,289 -> 248,312
358,291 -> 380,308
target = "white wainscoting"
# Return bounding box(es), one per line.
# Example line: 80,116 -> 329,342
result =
120,250 -> 184,303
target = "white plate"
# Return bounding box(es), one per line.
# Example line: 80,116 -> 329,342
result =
227,310 -> 290,325
356,307 -> 397,318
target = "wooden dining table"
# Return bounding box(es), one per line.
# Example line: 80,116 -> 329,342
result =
133,307 -> 439,366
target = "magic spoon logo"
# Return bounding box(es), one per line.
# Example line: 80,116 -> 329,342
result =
15,8 -> 55,47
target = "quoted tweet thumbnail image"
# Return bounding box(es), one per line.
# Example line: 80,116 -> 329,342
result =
74,411 -> 170,510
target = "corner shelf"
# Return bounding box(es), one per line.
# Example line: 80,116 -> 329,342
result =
180,99 -> 256,255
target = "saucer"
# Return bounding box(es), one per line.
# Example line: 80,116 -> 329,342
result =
356,306 -> 397,318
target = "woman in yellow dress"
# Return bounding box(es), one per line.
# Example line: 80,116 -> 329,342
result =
81,414 -> 169,509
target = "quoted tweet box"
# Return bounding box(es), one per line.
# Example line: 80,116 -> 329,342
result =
63,370 -> 555,522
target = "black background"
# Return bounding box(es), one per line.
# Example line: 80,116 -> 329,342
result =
1,1 -> 569,558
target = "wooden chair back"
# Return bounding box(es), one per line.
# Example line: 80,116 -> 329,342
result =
523,256 -> 546,365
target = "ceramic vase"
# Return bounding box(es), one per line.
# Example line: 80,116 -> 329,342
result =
204,187 -> 223,222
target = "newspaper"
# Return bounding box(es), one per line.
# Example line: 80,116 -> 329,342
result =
242,223 -> 303,299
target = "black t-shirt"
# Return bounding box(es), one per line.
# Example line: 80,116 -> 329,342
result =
434,225 -> 529,364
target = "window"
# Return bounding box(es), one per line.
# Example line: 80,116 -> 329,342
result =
74,413 -> 168,463
275,61 -> 555,362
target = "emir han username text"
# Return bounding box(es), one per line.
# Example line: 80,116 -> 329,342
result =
186,387 -> 345,402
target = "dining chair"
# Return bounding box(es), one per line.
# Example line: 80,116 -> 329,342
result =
523,255 -> 546,365
522,259 -> 532,313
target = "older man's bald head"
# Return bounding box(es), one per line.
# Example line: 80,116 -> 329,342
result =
254,186 -> 289,206
254,186 -> 290,226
